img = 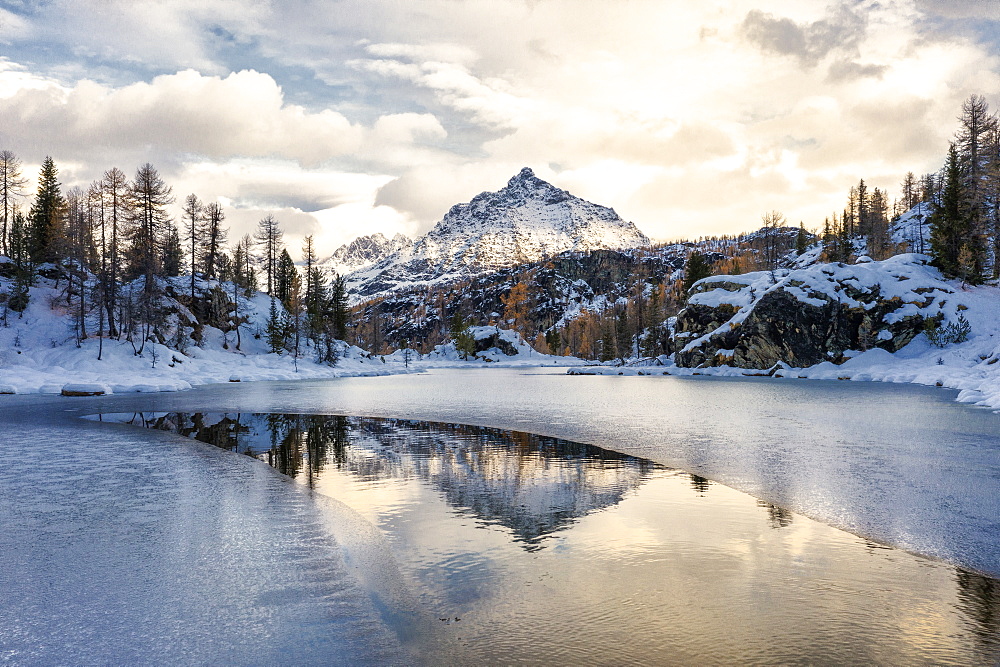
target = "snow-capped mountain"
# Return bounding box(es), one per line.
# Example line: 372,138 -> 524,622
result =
347,168 -> 650,299
319,232 -> 412,277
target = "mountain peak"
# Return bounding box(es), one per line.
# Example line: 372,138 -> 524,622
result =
342,168 -> 651,299
510,166 -> 536,184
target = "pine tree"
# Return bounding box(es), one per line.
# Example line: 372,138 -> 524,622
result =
901,171 -> 918,211
856,179 -> 869,237
127,163 -> 173,354
287,272 -> 304,369
202,202 -> 226,279
266,297 -> 287,353
795,222 -> 808,255
161,223 -> 183,277
302,235 -> 326,344
254,214 -> 282,295
27,156 -> 66,264
930,143 -> 967,278
127,163 -> 173,285
182,193 -> 202,300
615,308 -> 631,363
8,209 -> 30,313
599,316 -> 616,362
275,248 -> 297,308
682,251 -> 712,297
865,188 -> 890,260
0,150 -> 27,256
449,311 -> 476,360
329,273 -> 349,340
100,167 -> 129,338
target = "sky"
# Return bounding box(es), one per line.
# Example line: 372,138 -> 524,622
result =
0,0 -> 998,260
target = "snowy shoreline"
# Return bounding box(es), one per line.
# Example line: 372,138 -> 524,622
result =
568,341 -> 1000,412
0,330 -> 583,397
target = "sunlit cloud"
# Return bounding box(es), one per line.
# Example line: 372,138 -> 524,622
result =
0,0 -> 997,256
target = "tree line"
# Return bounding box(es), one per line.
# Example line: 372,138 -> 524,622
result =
0,155 -> 349,362
817,95 -> 1000,281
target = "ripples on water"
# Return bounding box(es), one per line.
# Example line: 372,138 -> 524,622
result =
94,411 -> 1000,665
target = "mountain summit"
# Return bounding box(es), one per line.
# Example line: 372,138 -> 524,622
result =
346,168 -> 650,299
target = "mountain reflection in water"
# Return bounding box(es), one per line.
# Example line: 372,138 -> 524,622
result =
91,409 -> 1000,664
103,412 -> 668,548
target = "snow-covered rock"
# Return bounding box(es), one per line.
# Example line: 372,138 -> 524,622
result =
425,326 -> 551,363
61,383 -> 112,396
346,168 -> 650,300
318,232 -> 412,278
674,254 -> 966,369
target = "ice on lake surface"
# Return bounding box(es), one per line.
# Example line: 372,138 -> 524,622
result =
3,368 -> 1000,664
93,409 -> 1000,664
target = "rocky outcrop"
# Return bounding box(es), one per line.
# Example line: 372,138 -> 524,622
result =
472,329 -> 519,357
673,254 -> 963,369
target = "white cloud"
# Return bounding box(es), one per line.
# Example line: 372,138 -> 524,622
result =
2,0 -> 1000,248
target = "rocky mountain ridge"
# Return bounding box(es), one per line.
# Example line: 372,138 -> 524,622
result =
345,168 -> 651,300
319,232 -> 412,277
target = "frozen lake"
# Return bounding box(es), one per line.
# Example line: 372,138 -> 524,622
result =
2,368 -> 999,663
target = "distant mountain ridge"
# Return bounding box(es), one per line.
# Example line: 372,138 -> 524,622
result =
344,168 -> 651,299
319,232 -> 412,277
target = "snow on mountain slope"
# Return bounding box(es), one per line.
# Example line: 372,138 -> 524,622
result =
346,168 -> 650,299
319,232 -> 412,277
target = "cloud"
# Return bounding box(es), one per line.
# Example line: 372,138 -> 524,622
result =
2,0 -> 1000,252
173,160 -> 412,258
0,68 -> 365,167
913,1 -> 1000,21
826,60 -> 889,82
739,5 -> 867,66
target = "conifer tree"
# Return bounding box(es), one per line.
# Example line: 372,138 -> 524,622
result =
8,209 -> 30,313
127,163 -> 173,354
182,193 -> 202,300
901,172 -> 918,211
865,188 -> 890,260
127,163 -> 172,286
795,223 -> 808,255
930,143 -> 968,278
100,167 -> 129,338
287,272 -> 304,368
275,248 -> 297,308
266,297 -> 287,353
682,251 -> 712,297
27,156 -> 65,263
254,214 -> 282,295
501,280 -> 531,333
449,311 -> 476,359
0,150 -> 27,256
202,202 -> 226,279
161,223 -> 183,277
301,235 -> 326,344
615,308 -> 630,363
329,273 -> 349,340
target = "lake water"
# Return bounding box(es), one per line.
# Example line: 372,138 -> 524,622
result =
2,368 -> 1000,664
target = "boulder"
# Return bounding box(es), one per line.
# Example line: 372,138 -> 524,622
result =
61,383 -> 111,397
673,254 -> 960,369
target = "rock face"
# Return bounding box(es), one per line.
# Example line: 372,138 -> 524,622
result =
347,168 -> 650,299
673,254 -> 964,369
319,233 -> 412,277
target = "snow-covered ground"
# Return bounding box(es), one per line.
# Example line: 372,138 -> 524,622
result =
571,268 -> 1000,411
0,279 -> 578,394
